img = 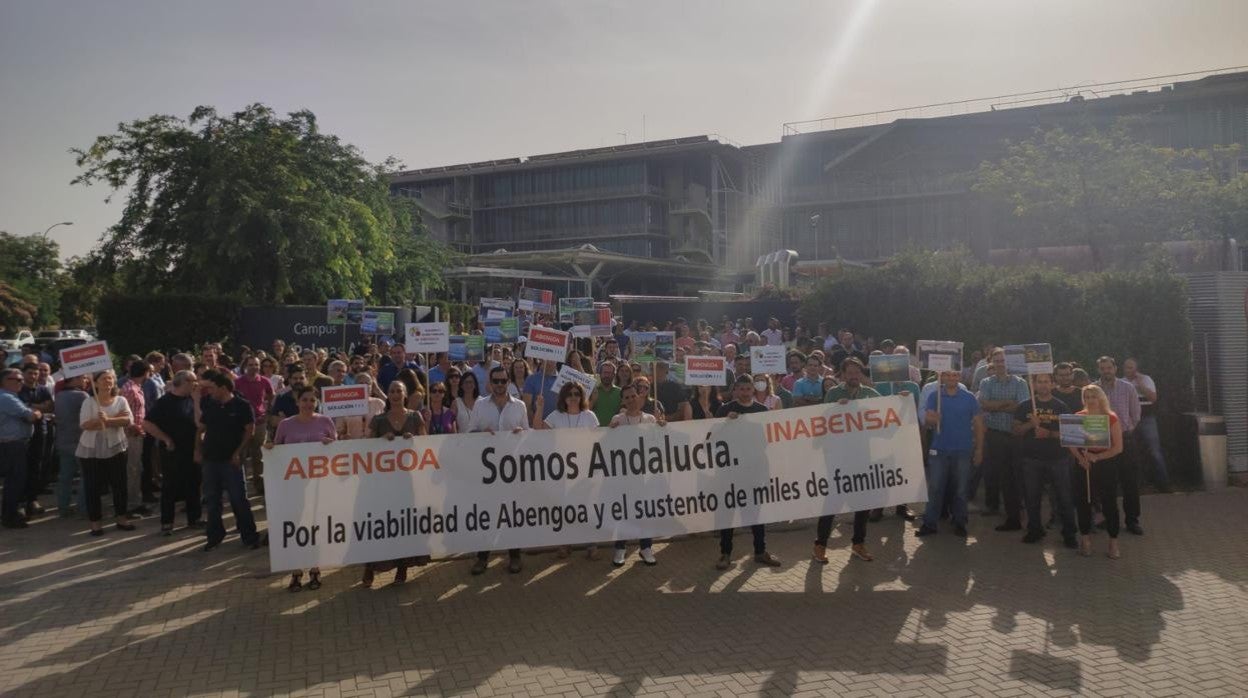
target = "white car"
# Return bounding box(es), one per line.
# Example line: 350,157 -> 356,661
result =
2,330 -> 35,349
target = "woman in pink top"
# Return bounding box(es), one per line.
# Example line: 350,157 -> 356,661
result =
267,385 -> 336,591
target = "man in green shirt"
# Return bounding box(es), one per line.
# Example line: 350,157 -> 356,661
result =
815,357 -> 879,564
591,360 -> 623,426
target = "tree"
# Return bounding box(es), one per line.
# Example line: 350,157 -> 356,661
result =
0,231 -> 62,327
974,120 -> 1248,269
71,104 -> 456,304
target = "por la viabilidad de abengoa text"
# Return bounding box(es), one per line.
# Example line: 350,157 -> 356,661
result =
279,465 -> 908,549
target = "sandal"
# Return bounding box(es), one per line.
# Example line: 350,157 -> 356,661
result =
361,568 -> 374,588
307,571 -> 322,590
288,574 -> 303,592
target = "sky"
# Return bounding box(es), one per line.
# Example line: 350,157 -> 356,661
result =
2,0 -> 1245,260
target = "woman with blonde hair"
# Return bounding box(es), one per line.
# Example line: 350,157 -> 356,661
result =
1067,383 -> 1125,559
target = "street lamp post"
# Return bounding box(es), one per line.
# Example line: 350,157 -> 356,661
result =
41,221 -> 73,238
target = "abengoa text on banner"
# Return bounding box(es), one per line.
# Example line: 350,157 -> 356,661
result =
263,396 -> 926,571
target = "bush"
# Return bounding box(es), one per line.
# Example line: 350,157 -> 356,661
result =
97,293 -> 242,359
800,250 -> 1196,483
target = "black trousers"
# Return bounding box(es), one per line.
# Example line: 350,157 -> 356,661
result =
24,430 -> 46,503
159,447 -> 201,526
1075,453 -> 1121,537
816,511 -> 868,545
1119,430 -> 1141,525
141,435 -> 158,500
476,549 -> 521,561
720,525 -> 766,555
82,452 -> 128,522
984,429 -> 1021,522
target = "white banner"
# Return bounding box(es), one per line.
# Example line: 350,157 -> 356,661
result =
60,340 -> 112,378
321,385 -> 370,418
750,345 -> 786,375
684,356 -> 726,386
405,323 -> 449,353
263,396 -> 926,571
525,327 -> 569,363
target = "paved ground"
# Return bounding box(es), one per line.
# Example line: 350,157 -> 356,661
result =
0,488 -> 1245,697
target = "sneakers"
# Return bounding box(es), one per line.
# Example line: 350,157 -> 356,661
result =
915,525 -> 938,538
994,521 -> 1022,532
715,554 -> 732,570
507,555 -> 522,574
470,558 -> 488,575
811,543 -> 829,564
639,547 -> 657,566
754,551 -> 782,567
850,544 -> 873,562
1021,531 -> 1045,544
612,548 -> 627,567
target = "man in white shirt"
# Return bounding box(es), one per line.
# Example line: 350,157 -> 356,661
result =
468,366 -> 529,575
761,318 -> 784,346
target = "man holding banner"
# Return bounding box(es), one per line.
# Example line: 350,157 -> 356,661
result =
1012,373 -> 1078,548
714,375 -> 781,570
917,370 -> 983,538
467,365 -> 530,575
815,357 -> 878,563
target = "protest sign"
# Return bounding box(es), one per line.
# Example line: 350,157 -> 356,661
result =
1004,343 -> 1053,375
550,364 -> 598,397
631,332 -> 656,363
60,340 -> 112,378
480,298 -> 514,314
670,364 -> 685,384
464,336 -> 486,362
320,385 -> 370,418
916,340 -> 964,372
684,356 -> 727,386
558,297 -> 593,324
346,300 -> 364,324
518,288 -> 553,314
869,354 -> 911,384
263,396 -> 926,571
1060,414 -> 1111,449
326,299 -> 349,325
571,308 -> 612,337
750,345 -> 786,375
405,323 -> 449,354
361,311 -> 395,335
653,332 -> 675,362
526,327 -> 570,363
498,317 -> 519,343
448,336 -> 467,362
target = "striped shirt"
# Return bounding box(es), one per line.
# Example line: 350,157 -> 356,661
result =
1099,378 -> 1141,432
977,374 -> 1031,433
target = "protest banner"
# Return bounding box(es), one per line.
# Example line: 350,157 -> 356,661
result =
1060,414 -> 1111,449
60,340 -> 112,378
558,297 -> 593,324
405,323 -> 449,354
448,336 -> 467,362
320,385 -> 370,418
526,327 -> 570,363
685,356 -> 727,386
550,364 -> 598,397
916,340 -> 964,372
361,311 -> 395,335
750,345 -> 786,375
263,396 -> 925,571
869,354 -> 911,384
518,288 -> 553,314
464,336 -> 486,363
1004,343 -> 1053,375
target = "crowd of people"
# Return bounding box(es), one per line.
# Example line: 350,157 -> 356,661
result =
0,314 -> 1170,588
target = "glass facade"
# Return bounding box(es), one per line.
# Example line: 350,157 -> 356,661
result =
476,161 -> 649,207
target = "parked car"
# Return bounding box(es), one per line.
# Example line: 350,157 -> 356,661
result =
2,330 -> 35,349
42,338 -> 88,368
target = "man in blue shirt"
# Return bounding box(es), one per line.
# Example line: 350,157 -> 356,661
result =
522,360 -> 560,420
0,368 -> 40,527
376,344 -> 420,392
917,370 -> 984,537
976,348 -> 1030,529
426,353 -> 452,388
791,355 -> 826,406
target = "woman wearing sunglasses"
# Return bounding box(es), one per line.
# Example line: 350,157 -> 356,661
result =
422,381 -> 458,435
534,380 -> 601,560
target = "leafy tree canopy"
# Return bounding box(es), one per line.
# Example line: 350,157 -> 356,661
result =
0,231 -> 61,328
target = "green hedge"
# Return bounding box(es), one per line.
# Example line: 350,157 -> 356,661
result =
97,293 -> 243,359
800,250 -> 1197,483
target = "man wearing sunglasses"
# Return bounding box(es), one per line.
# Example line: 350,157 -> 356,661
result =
467,365 -> 530,575
0,368 -> 41,528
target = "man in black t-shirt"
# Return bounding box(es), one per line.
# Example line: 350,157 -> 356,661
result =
714,375 -> 781,570
1012,373 -> 1076,547
654,361 -> 689,422
1053,362 -> 1084,413
195,370 -> 259,551
143,370 -> 202,533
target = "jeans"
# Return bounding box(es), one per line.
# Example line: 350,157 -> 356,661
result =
719,524 -> 766,555
160,446 -> 201,527
0,440 -> 29,522
202,459 -> 259,546
1136,416 -> 1169,488
1020,456 -> 1076,539
985,430 -> 1021,521
816,511 -> 868,546
82,452 -> 128,522
924,451 -> 972,530
614,538 -> 653,550
56,451 -> 88,515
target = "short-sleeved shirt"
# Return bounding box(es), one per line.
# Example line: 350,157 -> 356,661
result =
54,389 -> 88,450
875,380 -> 920,409
823,383 -> 881,403
146,393 -> 197,452
977,374 -> 1031,433
656,379 -> 689,417
199,395 -> 255,462
925,386 -> 981,453
1014,396 -> 1070,461
234,374 -> 274,422
275,414 -> 337,444
271,391 -> 301,421
610,411 -> 657,427
592,383 -> 622,427
1053,387 -> 1084,414
522,372 -> 559,419
792,376 -> 825,401
120,380 -> 146,431
369,410 -> 425,438
545,410 -> 600,429
716,401 -> 769,418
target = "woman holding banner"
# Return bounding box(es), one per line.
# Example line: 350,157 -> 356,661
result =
268,385 -> 337,591
535,381 -> 601,560
1068,384 -> 1125,559
455,372 -> 482,428
607,382 -> 659,567
422,382 -> 458,435
362,379 -> 429,587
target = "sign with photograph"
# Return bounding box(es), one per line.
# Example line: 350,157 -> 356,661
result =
361,311 -> 395,335
1004,343 -> 1054,376
869,354 -> 912,384
518,288 -> 554,314
1060,413 -> 1111,449
558,297 -> 593,324
464,336 -> 486,363
916,340 -> 964,373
